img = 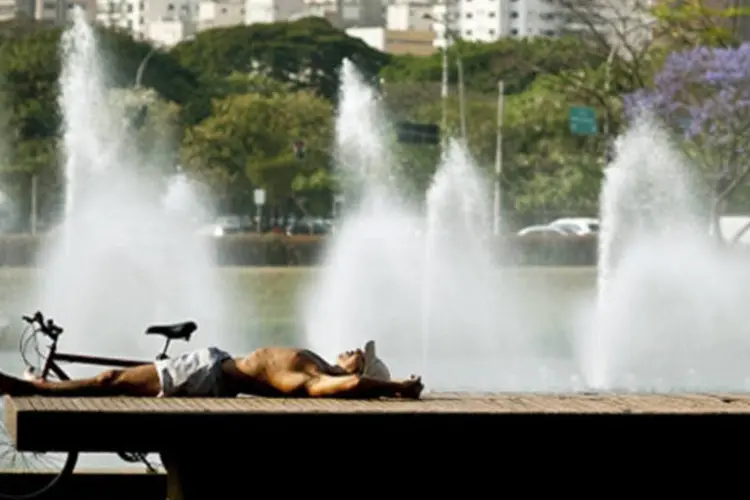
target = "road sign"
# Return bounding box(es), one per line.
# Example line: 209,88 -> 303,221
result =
253,189 -> 266,206
569,106 -> 597,135
396,122 -> 440,145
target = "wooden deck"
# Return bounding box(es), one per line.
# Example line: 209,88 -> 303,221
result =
6,392 -> 746,499
6,392 -> 750,453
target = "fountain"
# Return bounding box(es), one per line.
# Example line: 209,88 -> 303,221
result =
583,115 -> 750,392
29,9 -> 236,370
302,61 -> 580,391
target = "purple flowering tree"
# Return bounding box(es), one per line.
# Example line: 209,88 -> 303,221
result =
624,43 -> 750,240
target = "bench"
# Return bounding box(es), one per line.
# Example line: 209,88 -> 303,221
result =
6,392 -> 750,499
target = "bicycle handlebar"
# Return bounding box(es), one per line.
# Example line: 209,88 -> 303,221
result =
22,311 -> 63,338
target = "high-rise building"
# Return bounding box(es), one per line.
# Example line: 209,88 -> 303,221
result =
430,0 -> 565,48
244,0 -> 304,24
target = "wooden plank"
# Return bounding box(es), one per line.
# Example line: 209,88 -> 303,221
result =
7,392 -> 750,413
6,393 -> 750,452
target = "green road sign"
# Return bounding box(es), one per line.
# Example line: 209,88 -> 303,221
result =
396,122 -> 440,145
569,106 -> 597,135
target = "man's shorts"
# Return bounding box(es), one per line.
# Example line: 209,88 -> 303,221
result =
154,347 -> 233,397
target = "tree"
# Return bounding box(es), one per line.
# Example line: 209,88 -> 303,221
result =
107,87 -> 182,174
522,0 -> 747,141
623,42 -> 750,238
180,89 -> 334,214
0,28 -> 61,140
94,26 -> 201,106
0,22 -> 199,142
404,75 -> 606,219
651,0 -> 750,49
380,36 -> 604,97
171,17 -> 390,103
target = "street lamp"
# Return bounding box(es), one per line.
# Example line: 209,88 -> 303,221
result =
135,34 -> 196,88
134,46 -> 158,89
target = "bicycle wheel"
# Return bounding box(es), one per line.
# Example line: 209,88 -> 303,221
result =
0,371 -> 79,499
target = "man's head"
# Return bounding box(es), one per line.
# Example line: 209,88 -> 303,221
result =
336,340 -> 391,380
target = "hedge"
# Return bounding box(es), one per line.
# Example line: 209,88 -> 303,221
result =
0,233 -> 599,267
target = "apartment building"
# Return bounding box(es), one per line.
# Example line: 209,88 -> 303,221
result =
244,0 -> 303,24
197,0 -> 245,29
32,0 -> 97,24
348,26 -> 436,54
244,0 -> 385,27
386,1 -> 433,31
430,0 -> 564,47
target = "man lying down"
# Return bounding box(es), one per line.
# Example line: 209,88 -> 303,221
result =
0,341 -> 424,400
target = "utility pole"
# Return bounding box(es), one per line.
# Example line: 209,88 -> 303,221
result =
457,57 -> 467,141
493,80 -> 504,236
440,25 -> 449,149
30,174 -> 37,235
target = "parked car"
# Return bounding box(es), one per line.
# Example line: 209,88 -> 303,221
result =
516,225 -> 571,237
210,215 -> 256,236
548,217 -> 599,236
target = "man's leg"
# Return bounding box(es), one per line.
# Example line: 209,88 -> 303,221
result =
0,364 -> 161,397
305,374 -> 423,399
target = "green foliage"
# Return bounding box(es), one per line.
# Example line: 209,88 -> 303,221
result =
381,36 -> 606,96
108,87 -> 182,173
1,9 -> 740,228
171,17 -> 390,101
0,232 -> 598,267
651,0 -> 750,48
94,27 -> 201,105
0,27 -> 61,140
180,89 -> 333,212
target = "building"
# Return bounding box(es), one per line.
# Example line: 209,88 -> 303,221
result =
0,0 -> 31,22
245,0 -> 303,24
347,26 -> 436,55
32,0 -> 97,24
197,0 -> 245,30
430,0 -> 565,48
386,2 -> 433,31
146,18 -> 194,45
297,0 -> 385,27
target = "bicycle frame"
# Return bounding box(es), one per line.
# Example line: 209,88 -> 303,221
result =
39,335 -> 153,381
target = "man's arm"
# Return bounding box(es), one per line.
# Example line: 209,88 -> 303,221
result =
305,374 -> 423,399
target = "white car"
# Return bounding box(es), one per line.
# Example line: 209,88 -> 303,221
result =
517,225 -> 570,237
548,217 -> 599,235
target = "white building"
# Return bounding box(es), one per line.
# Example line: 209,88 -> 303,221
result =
386,2 -> 433,31
245,0 -> 304,24
32,0 -> 97,24
431,0 -> 563,47
429,0 -> 661,48
298,0 -> 385,27
147,19 -> 195,46
347,26 -> 436,55
95,0 -> 203,38
197,0 -> 245,30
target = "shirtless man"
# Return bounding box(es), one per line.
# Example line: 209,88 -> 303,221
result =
0,341 -> 424,400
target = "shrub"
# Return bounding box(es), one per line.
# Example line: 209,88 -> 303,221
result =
0,233 -> 598,267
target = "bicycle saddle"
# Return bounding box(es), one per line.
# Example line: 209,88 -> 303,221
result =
145,321 -> 197,341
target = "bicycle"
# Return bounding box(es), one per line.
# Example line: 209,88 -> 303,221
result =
0,310 -> 196,500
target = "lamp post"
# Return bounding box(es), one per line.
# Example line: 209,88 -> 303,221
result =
135,46 -> 158,89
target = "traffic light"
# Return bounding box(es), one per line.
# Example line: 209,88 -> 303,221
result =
396,122 -> 440,145
293,140 -> 306,159
129,105 -> 148,130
